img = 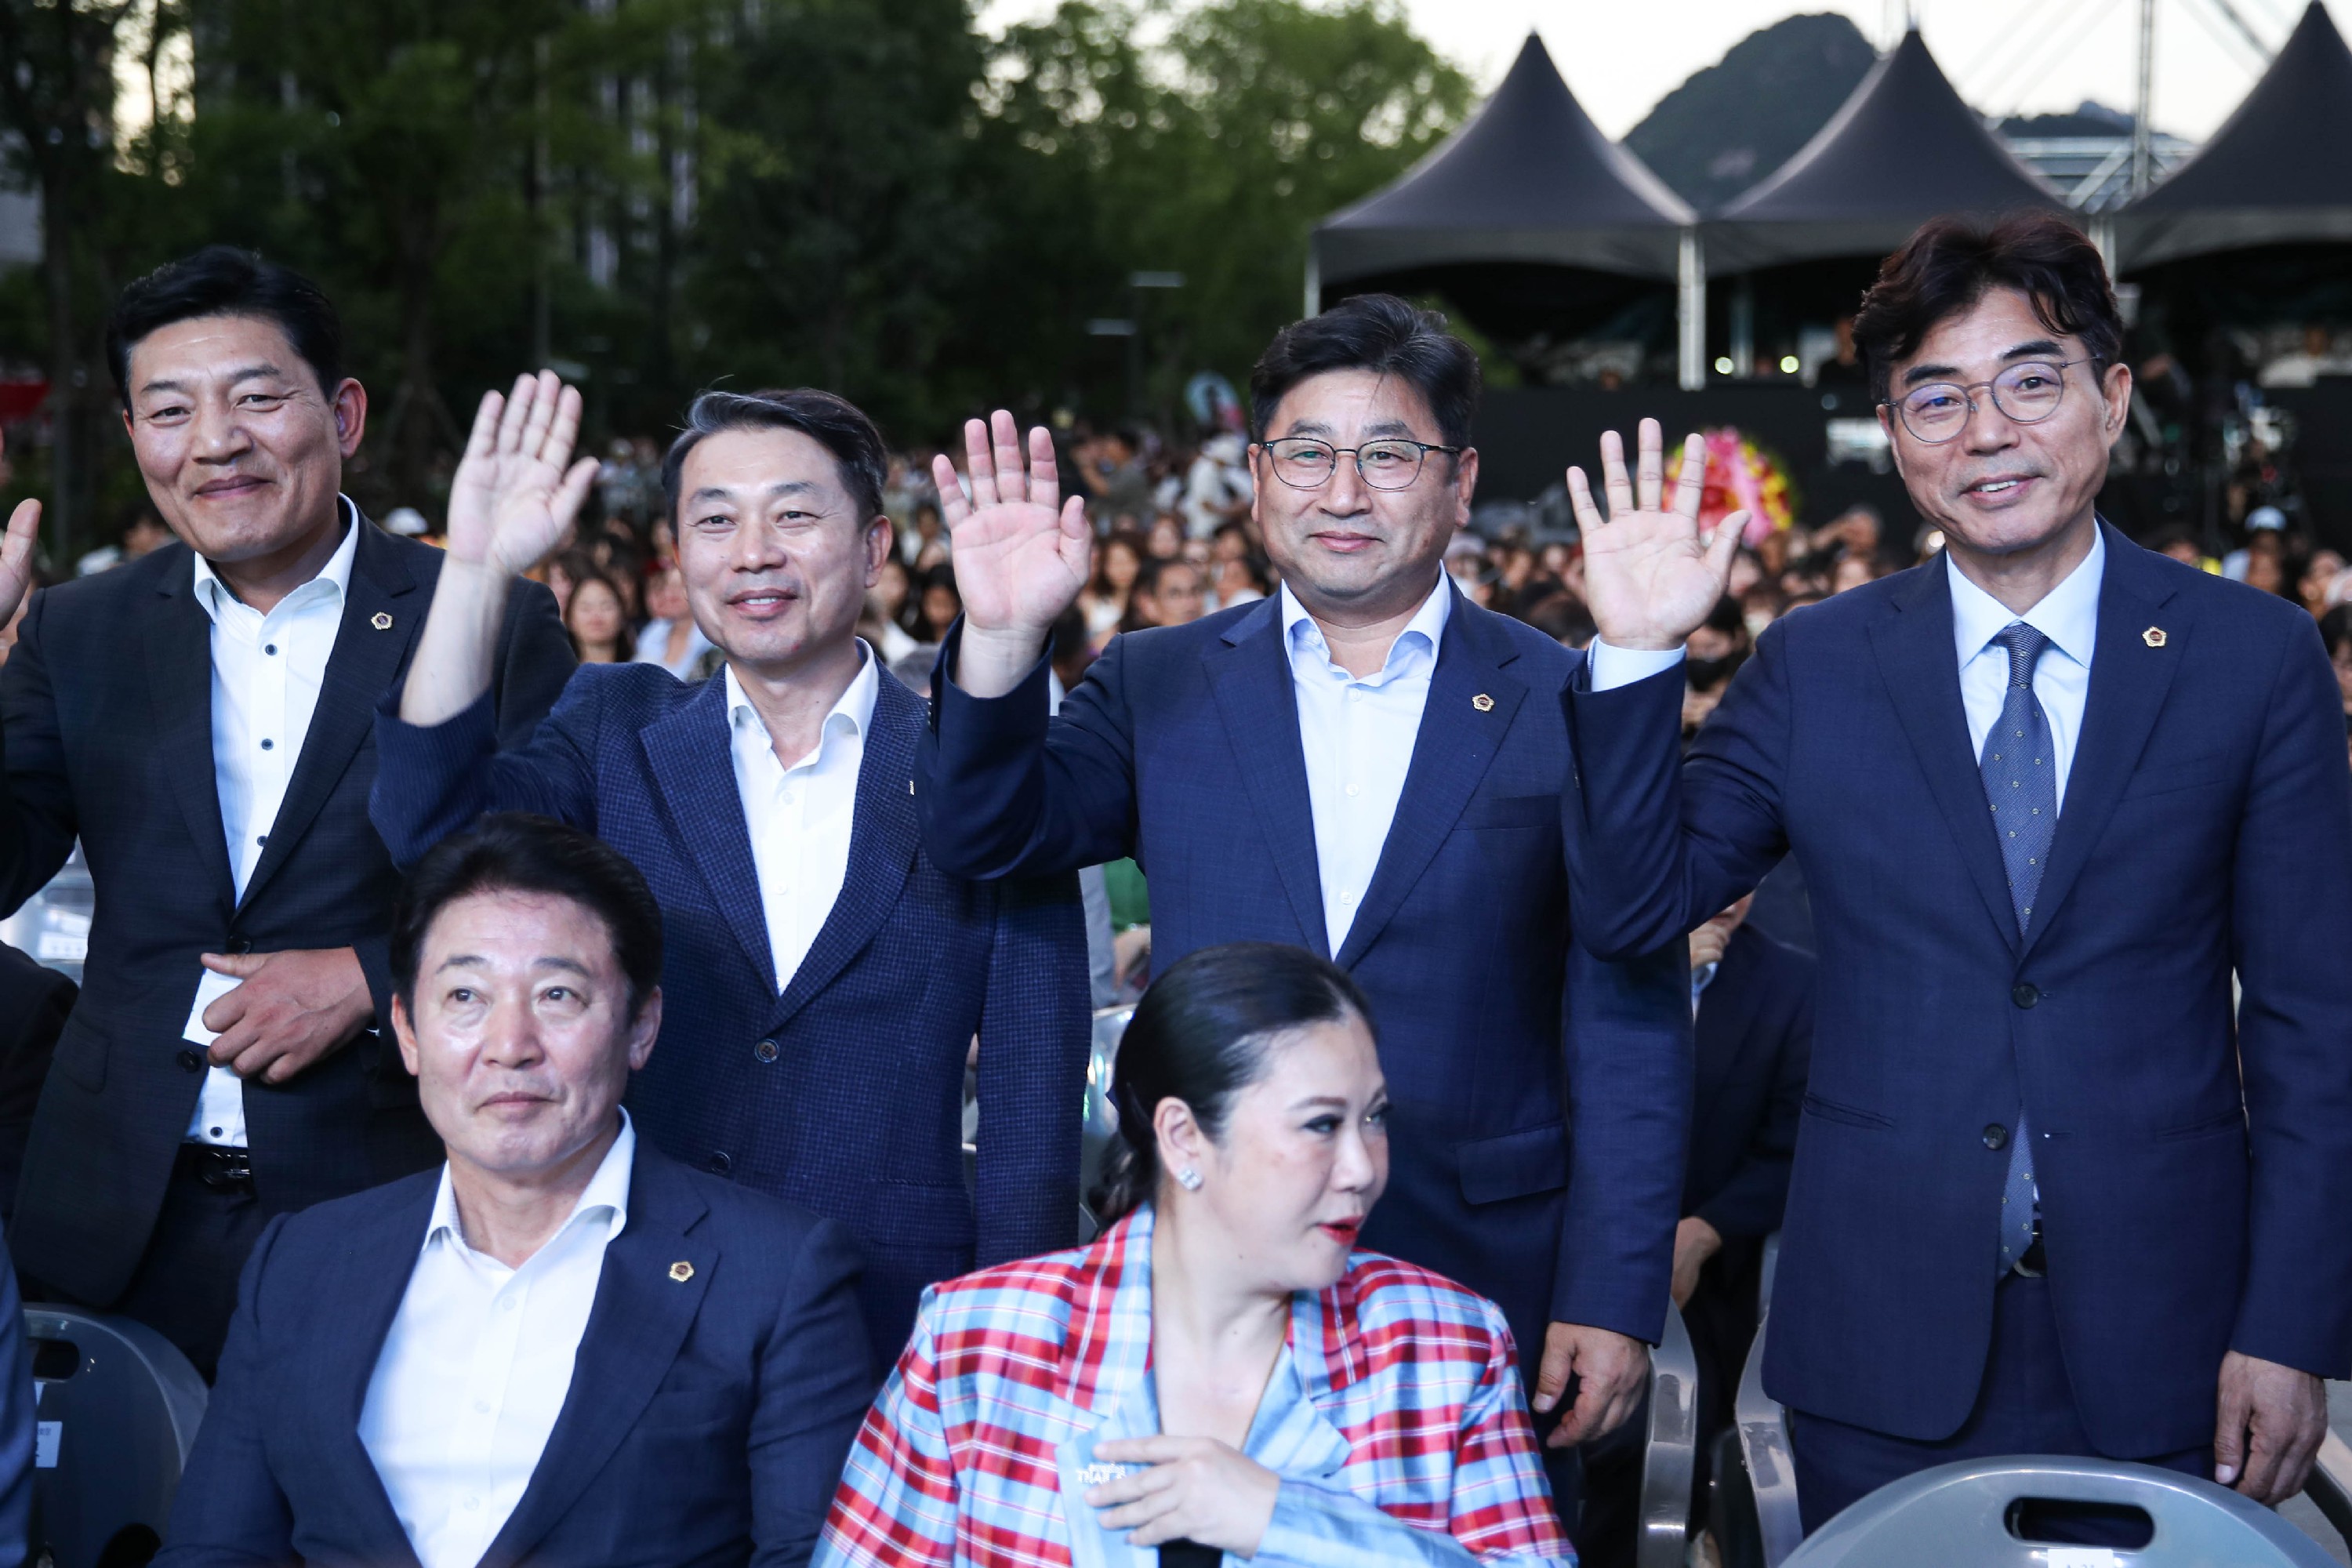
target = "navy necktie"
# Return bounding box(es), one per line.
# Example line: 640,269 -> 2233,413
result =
1982,622 -> 2054,1273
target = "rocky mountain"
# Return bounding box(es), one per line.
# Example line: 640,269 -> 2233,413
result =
1623,13 -> 1880,213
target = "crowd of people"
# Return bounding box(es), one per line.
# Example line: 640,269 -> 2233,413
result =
0,205 -> 2332,1568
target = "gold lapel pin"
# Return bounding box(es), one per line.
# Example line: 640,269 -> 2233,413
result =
1472,693 -> 1495,712
2143,626 -> 2168,648
668,1261 -> 694,1283
371,612 -> 394,631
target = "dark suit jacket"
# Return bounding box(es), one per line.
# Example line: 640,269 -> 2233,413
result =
916,589 -> 1693,1364
0,519 -> 572,1305
1686,923 -> 1813,1243
0,942 -> 73,1223
157,1138 -> 872,1568
368,662 -> 1091,1359
1563,525 -> 2352,1454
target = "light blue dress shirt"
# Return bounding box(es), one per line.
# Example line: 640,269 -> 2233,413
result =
1279,577 -> 1452,955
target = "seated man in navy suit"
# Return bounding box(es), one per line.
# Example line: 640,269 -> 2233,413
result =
1562,212 -> 2352,1528
370,376 -> 1090,1359
159,812 -> 871,1568
915,294 -> 1693,1517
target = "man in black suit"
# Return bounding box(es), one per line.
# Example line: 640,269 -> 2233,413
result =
160,815 -> 870,1568
0,247 -> 572,1375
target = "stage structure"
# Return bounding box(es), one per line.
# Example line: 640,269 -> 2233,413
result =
1307,35 -> 1704,387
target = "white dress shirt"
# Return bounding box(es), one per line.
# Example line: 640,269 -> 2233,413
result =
727,646 -> 878,994
359,1115 -> 634,1568
1280,578 -> 1451,954
1588,531 -> 2105,811
178,503 -> 361,1147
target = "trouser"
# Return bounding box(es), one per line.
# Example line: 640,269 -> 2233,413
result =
1788,1271 -> 2209,1541
26,1146 -> 268,1383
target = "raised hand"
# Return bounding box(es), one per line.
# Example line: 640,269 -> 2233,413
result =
445,370 -> 600,578
1570,418 -> 1744,651
934,410 -> 1091,639
0,429 -> 42,631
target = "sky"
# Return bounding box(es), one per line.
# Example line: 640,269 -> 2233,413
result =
978,0 -> 2314,143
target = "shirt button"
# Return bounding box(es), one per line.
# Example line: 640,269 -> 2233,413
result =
463,1497 -> 479,1511
264,644 -> 277,655
753,1039 -> 779,1063
1339,891 -> 1356,906
782,793 -> 797,807
1346,690 -> 1362,702
474,1399 -> 490,1413
1344,783 -> 1360,797
500,1297 -> 517,1312
259,739 -> 274,750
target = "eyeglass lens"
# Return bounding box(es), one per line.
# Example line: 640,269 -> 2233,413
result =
1900,362 -> 2069,441
1266,439 -> 1428,490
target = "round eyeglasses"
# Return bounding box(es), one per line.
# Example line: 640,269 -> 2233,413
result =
1886,359 -> 2092,444
1257,437 -> 1461,491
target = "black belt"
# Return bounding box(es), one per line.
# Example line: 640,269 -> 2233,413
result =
2012,1219 -> 2046,1278
176,1145 -> 254,1192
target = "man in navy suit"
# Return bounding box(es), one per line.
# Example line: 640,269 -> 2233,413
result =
1560,212 -> 2352,1528
915,294 -> 1693,1510
370,376 -> 1089,1360
160,813 -> 870,1568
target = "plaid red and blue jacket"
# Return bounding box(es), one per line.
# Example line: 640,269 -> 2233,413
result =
818,1203 -> 1573,1567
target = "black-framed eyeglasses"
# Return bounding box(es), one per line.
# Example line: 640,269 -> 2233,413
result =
1884,359 -> 2093,444
1255,437 -> 1461,491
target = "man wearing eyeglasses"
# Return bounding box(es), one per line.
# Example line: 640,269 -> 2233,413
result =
915,292 -> 1693,1528
1561,212 -> 2352,1534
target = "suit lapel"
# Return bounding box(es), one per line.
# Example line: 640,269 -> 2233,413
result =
1334,593 -> 1523,971
237,520 -> 421,913
144,549 -> 236,916
641,675 -> 777,990
318,1176 -> 438,1568
479,1148 -> 715,1568
1203,600 -> 1330,957
2020,524 -> 2187,960
1867,561 -> 2020,953
766,673 -> 922,1033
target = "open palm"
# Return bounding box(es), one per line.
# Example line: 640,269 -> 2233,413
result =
446,370 -> 599,578
935,410 -> 1091,637
1570,418 -> 1744,651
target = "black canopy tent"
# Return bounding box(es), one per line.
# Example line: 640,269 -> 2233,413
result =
1704,28 -> 2070,273
2115,2 -> 2352,270
1308,34 -> 1700,373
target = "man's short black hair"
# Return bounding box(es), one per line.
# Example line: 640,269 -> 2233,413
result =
1249,293 -> 1482,450
1852,212 -> 2121,405
106,245 -> 344,412
390,813 -> 664,1022
661,387 -> 888,527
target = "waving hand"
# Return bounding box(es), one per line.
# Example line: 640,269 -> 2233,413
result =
445,370 -> 600,579
1570,418 -> 1744,651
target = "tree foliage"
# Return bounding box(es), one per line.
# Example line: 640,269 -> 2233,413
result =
0,0 -> 1467,550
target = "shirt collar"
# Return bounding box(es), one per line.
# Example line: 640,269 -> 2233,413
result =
1946,524 -> 2105,671
424,1108 -> 636,1259
1278,571 -> 1453,678
724,640 -> 880,763
191,495 -> 362,624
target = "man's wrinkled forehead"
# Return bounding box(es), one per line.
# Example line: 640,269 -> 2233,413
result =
1265,369 -> 1439,443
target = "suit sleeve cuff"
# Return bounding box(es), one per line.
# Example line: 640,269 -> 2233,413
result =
1588,639 -> 1687,692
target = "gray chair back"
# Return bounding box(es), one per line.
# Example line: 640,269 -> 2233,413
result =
1636,1301 -> 1699,1568
1782,1456 -> 2339,1566
1737,1236 -> 1803,1566
24,1307 -> 206,1568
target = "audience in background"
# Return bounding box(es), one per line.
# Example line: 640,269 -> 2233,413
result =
633,563 -> 716,679
563,568 -> 635,664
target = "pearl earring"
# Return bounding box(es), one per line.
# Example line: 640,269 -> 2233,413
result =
1175,1167 -> 1203,1192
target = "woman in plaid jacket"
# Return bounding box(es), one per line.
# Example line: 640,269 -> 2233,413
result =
818,943 -> 1572,1568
